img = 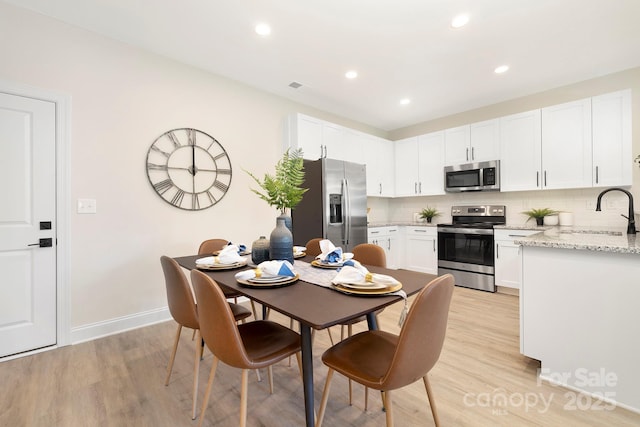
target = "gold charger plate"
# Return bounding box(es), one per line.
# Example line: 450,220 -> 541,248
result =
311,259 -> 344,269
331,282 -> 402,296
196,259 -> 248,270
212,250 -> 251,256
237,274 -> 300,289
294,252 -> 306,259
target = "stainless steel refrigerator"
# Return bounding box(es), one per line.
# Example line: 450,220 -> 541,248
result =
292,158 -> 367,252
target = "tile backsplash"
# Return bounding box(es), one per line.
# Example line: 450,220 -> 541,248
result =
368,187 -> 638,230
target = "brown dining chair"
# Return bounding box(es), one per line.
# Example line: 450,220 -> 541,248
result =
315,274 -> 455,427
197,238 -> 229,255
160,256 -> 252,420
190,269 -> 303,427
340,242 -> 387,408
304,237 -> 323,257
198,238 -> 258,320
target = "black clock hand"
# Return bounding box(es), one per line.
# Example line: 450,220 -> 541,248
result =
191,140 -> 196,176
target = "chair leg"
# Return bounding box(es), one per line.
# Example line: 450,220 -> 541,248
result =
315,368 -> 334,427
326,327 -> 334,345
383,390 -> 394,427
250,300 -> 258,319
165,324 -> 182,386
255,369 -> 262,382
423,375 -> 440,427
191,329 -> 203,419
347,324 -> 353,406
198,356 -> 219,427
268,365 -> 274,394
240,369 -> 249,427
364,386 -> 369,411
295,352 -> 303,378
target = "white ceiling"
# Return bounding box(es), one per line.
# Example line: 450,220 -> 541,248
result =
6,0 -> 640,131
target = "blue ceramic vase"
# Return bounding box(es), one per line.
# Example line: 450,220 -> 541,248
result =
269,215 -> 294,263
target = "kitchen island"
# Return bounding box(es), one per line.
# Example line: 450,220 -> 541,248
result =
515,228 -> 640,413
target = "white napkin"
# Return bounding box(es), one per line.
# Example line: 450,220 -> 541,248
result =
235,260 -> 296,281
316,239 -> 354,263
196,244 -> 244,266
331,264 -> 400,287
293,246 -> 306,256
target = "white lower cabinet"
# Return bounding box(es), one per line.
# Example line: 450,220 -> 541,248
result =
368,226 -> 400,269
403,227 -> 438,274
494,229 -> 539,290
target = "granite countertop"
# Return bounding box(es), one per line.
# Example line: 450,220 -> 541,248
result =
368,221 -> 436,228
369,222 -> 640,254
513,226 -> 640,254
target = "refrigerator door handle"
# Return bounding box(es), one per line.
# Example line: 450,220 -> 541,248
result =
342,178 -> 350,245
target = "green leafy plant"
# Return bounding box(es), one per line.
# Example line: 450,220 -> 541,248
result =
522,208 -> 557,224
245,148 -> 308,214
419,207 -> 440,222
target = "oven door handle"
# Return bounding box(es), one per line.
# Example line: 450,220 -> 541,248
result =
437,227 -> 494,236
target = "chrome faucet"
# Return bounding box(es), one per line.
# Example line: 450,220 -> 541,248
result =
595,187 -> 636,235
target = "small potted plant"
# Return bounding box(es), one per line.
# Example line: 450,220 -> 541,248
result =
419,207 -> 440,223
522,208 -> 557,226
245,148 -> 308,262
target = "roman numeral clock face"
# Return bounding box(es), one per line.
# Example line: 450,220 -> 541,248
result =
146,128 -> 232,210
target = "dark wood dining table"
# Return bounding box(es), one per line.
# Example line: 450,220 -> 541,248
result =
174,254 -> 437,427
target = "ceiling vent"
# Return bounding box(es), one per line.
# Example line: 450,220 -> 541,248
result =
288,81 -> 302,89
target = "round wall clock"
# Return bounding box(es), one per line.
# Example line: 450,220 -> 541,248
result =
146,128 -> 232,210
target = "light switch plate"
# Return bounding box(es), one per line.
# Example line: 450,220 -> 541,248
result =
77,198 -> 97,214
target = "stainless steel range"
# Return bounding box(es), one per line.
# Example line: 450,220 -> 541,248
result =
437,205 -> 506,292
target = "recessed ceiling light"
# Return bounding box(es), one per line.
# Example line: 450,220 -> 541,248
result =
494,65 -> 510,74
255,23 -> 271,36
400,98 -> 411,106
451,14 -> 470,29
345,70 -> 358,79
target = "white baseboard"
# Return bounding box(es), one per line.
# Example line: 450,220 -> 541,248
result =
70,307 -> 172,344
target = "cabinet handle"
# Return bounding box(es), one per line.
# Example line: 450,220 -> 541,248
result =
414,182 -> 417,194
471,147 -> 475,160
371,231 -> 379,234
414,229 -> 426,232
496,243 -> 499,259
466,147 -> 469,161
544,170 -> 547,187
419,182 -> 422,193
595,166 -> 599,184
536,171 -> 540,187
433,240 -> 436,252
508,234 -> 528,237
379,183 -> 382,194
387,238 -> 391,250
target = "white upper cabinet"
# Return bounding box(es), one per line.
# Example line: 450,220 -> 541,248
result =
394,132 -> 445,197
499,110 -> 542,192
470,119 -> 500,162
541,98 -> 592,190
444,121 -> 500,165
591,89 -> 632,187
365,135 -> 395,197
285,113 -> 325,159
417,131 -> 445,196
322,122 -> 348,161
394,136 -> 419,196
444,125 -> 470,165
285,113 -> 358,161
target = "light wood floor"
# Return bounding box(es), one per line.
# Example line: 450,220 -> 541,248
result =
2,286 -> 639,426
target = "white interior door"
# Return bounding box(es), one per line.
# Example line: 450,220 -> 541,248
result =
0,92 -> 57,358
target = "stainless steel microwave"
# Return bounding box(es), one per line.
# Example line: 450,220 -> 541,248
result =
444,160 -> 500,192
